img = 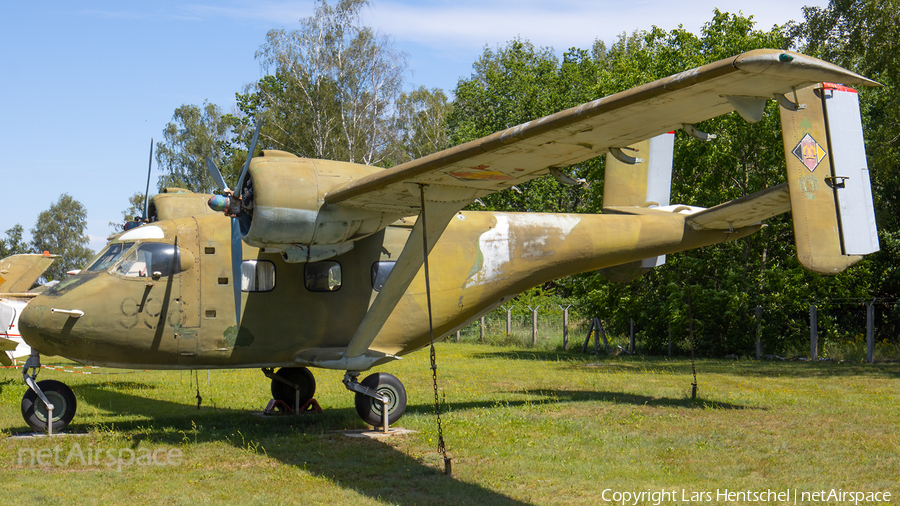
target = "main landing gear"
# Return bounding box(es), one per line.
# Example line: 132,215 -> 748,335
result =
262,366 -> 317,413
263,367 -> 408,428
343,371 -> 407,428
20,352 -> 77,434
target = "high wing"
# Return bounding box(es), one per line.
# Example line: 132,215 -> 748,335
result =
325,49 -> 875,212
324,49 -> 876,362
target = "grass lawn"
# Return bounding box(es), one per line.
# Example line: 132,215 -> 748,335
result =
1,343 -> 898,505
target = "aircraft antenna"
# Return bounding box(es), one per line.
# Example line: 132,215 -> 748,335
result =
419,184 -> 452,476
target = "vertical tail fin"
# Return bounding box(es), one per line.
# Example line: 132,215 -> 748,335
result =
600,132 -> 675,281
780,84 -> 879,274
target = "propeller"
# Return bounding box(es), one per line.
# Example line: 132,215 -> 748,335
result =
142,138 -> 153,220
124,139 -> 155,231
205,121 -> 262,326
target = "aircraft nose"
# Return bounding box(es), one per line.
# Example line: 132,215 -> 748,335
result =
19,297 -> 72,357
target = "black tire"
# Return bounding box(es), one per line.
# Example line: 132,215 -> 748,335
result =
354,372 -> 407,427
21,379 -> 77,433
270,367 -> 316,410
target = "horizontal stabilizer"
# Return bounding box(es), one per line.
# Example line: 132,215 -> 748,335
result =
686,184 -> 791,231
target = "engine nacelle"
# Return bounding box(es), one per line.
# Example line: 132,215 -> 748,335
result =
236,151 -> 404,262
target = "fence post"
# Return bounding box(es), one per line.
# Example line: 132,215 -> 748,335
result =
456,330 -> 460,342
480,316 -> 485,344
598,319 -> 611,354
506,307 -> 512,337
810,304 -> 818,361
755,306 -> 762,360
582,319 -> 595,353
560,305 -> 571,351
529,305 -> 540,347
629,318 -> 635,354
668,323 -> 673,357
867,299 -> 875,363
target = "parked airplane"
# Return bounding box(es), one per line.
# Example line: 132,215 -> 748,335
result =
15,50 -> 879,433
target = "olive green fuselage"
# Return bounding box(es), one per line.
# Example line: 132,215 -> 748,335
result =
19,210 -> 757,370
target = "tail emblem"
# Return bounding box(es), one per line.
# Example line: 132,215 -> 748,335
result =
792,133 -> 827,172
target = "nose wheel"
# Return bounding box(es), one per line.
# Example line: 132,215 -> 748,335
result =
22,379 -> 77,433
20,353 -> 77,433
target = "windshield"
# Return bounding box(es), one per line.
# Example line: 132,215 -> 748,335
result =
115,242 -> 180,278
85,242 -> 136,272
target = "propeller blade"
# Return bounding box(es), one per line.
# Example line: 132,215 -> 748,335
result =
206,157 -> 230,193
236,122 -> 262,193
231,218 -> 243,326
143,138 -> 153,220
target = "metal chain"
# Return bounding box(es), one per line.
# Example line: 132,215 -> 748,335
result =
430,340 -> 446,455
419,185 -> 448,461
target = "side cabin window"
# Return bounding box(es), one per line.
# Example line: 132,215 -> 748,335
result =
371,261 -> 395,292
115,243 -> 181,278
305,261 -> 341,292
85,242 -> 135,272
241,260 -> 275,292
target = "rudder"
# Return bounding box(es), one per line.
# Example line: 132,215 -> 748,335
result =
780,83 -> 879,274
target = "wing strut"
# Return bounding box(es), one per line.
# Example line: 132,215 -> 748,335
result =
416,184 -> 452,474
344,185 -> 473,358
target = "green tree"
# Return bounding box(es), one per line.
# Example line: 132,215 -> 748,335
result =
108,192 -> 146,233
0,224 -> 28,258
789,0 -> 900,336
245,0 -> 407,166
448,38 -> 601,214
388,86 -> 451,164
573,11 -> 884,356
30,194 -> 94,281
156,101 -> 241,194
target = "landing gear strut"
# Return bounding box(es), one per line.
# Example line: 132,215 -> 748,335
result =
343,371 -> 407,428
21,352 -> 77,433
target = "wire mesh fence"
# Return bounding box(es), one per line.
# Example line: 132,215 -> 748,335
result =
444,298 -> 900,362
806,298 -> 900,362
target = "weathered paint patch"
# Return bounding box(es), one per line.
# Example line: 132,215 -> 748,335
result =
465,215 -> 510,287
224,325 -> 254,347
464,214 -> 581,288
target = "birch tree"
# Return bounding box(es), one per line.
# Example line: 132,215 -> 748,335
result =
248,0 -> 407,165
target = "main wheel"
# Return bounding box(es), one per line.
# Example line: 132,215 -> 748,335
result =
354,372 -> 407,427
270,367 -> 316,410
21,379 -> 77,433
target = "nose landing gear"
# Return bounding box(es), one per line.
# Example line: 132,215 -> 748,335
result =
20,352 -> 77,434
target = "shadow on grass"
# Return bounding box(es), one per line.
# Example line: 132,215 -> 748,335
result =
401,388 -> 752,414
472,350 -> 900,379
18,383 -> 532,506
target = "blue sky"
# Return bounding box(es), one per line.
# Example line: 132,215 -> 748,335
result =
1,0 -> 825,253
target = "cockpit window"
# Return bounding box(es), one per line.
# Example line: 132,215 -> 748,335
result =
115,243 -> 181,278
85,242 -> 135,272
